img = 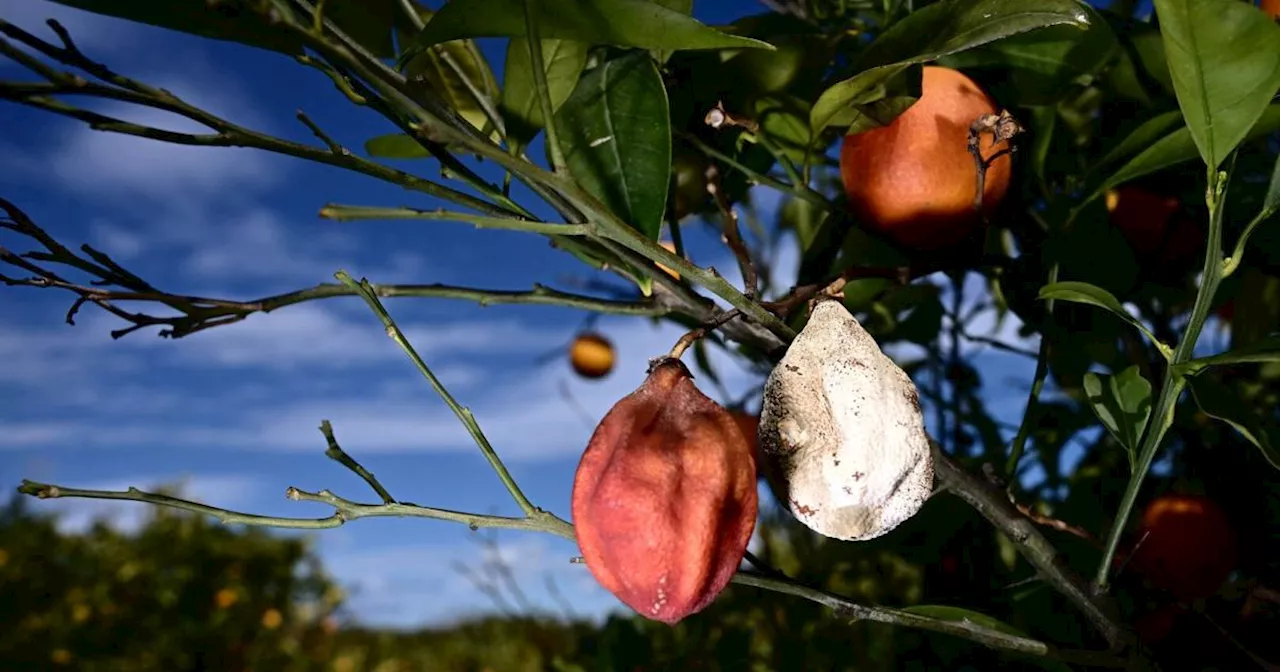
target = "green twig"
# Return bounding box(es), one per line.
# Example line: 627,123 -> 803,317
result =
524,0 -> 567,174
335,271 -> 539,516
319,203 -> 589,235
17,479 -> 574,537
1094,165 -> 1232,591
319,420 -> 395,505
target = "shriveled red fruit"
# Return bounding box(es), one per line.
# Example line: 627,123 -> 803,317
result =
571,357 -> 758,624
1129,493 -> 1236,601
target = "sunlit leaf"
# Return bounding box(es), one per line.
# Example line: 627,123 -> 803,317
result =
501,38 -> 589,149
401,0 -> 773,66
1152,0 -> 1280,169
364,133 -> 431,159
1178,335 -> 1280,376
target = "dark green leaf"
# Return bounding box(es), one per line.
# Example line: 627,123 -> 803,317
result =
364,133 -> 431,159
810,0 -> 1088,132
1082,366 -> 1153,468
50,0 -> 406,56
1188,375 -> 1280,471
1179,335 -> 1280,375
1089,105 -> 1280,203
1028,105 -> 1057,192
1152,0 -> 1280,169
553,51 -> 671,242
402,0 -> 773,65
940,4 -> 1116,104
1087,111 -> 1183,177
1038,281 -> 1167,355
501,38 -> 589,149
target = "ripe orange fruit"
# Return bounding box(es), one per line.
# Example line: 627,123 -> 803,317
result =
1105,185 -> 1202,266
839,66 -> 1011,250
1263,0 -> 1280,19
1129,493 -> 1236,601
569,332 -> 615,379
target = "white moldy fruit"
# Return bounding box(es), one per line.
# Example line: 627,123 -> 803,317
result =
758,297 -> 933,541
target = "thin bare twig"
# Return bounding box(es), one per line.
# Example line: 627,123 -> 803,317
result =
669,309 -> 742,359
705,163 -> 759,299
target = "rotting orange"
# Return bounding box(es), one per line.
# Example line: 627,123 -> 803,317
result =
570,332 -> 615,379
839,66 -> 1012,251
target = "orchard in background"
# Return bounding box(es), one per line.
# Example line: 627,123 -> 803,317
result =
3,0 -> 1280,670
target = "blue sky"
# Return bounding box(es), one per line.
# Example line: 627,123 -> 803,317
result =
0,0 -> 1210,629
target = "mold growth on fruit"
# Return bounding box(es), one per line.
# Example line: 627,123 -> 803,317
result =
759,298 -> 934,541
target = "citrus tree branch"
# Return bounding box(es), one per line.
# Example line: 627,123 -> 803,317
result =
931,442 -> 1130,651
0,197 -> 667,338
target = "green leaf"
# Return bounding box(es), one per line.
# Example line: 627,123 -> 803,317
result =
1187,375 -> 1280,471
405,32 -> 502,139
940,4 -> 1117,104
901,605 -> 1072,672
1088,105 -> 1280,204
364,133 -> 431,159
1082,366 -> 1153,468
1087,111 -> 1183,177
553,51 -> 671,242
501,38 -> 590,149
49,0 -> 406,57
1038,281 -> 1169,357
401,0 -> 773,66
1152,0 -> 1280,170
810,0 -> 1090,132
1178,335 -> 1280,376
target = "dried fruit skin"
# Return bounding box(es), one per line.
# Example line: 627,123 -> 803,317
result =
759,298 -> 933,541
572,358 -> 758,624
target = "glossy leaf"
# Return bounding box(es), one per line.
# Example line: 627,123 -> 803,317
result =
1152,0 -> 1280,169
1038,281 -> 1167,356
501,38 -> 590,149
1090,105 -> 1280,203
553,51 -> 671,242
1088,111 -> 1183,176
50,0 -> 405,57
1188,375 -> 1280,471
810,0 -> 1090,132
402,0 -> 773,65
1083,366 -> 1153,468
941,4 -> 1116,104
